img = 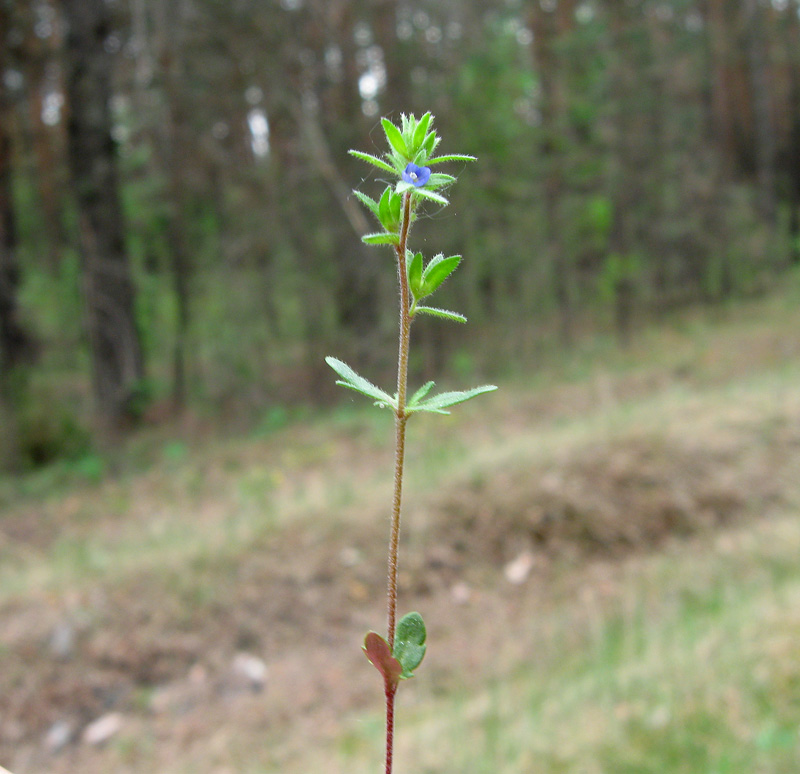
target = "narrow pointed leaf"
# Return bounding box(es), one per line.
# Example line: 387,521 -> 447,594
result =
408,380 -> 435,407
349,150 -> 398,176
393,612 -> 427,679
410,385 -> 498,414
407,252 -> 424,298
421,255 -> 461,296
389,190 -> 403,224
413,306 -> 467,324
352,190 -> 379,219
412,112 -> 432,152
362,232 -> 400,246
428,154 -> 478,165
378,187 -> 395,230
421,130 -> 439,157
426,173 -> 456,190
381,118 -> 409,158
325,357 -> 396,406
364,632 -> 402,688
412,188 -> 449,206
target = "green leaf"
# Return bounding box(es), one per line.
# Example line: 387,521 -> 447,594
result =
412,112 -> 432,153
412,188 -> 449,206
413,306 -> 467,323
407,252 -> 424,298
428,154 -> 477,165
352,190 -> 379,219
421,255 -> 461,296
426,173 -> 456,190
349,150 -> 398,176
325,357 -> 396,408
408,380 -> 435,408
361,232 -> 400,246
421,130 -> 439,158
378,186 -> 397,231
408,385 -> 498,414
393,612 -> 427,679
364,632 -> 403,688
382,117 -> 409,158
395,180 -> 415,195
389,189 -> 403,224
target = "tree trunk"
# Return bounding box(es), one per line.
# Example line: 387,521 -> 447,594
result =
744,0 -> 777,221
157,0 -> 191,410
62,0 -> 145,425
0,4 -> 34,373
530,0 -> 576,346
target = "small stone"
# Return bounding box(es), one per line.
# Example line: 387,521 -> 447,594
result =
49,623 -> 75,660
504,551 -> 535,585
44,719 -> 75,752
82,712 -> 123,746
230,652 -> 268,691
339,546 -> 362,567
450,582 -> 471,604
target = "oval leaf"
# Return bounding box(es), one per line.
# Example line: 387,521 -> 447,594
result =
393,612 -> 427,679
364,632 -> 402,688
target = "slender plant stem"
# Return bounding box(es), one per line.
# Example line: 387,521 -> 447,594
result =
385,685 -> 396,774
385,191 -> 414,774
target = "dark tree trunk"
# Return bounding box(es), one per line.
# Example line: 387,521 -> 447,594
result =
530,0 -> 576,346
744,0 -> 777,222
158,0 -> 191,410
62,0 -> 145,424
0,4 -> 34,373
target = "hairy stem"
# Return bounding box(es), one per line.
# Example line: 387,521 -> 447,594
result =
385,191 -> 413,774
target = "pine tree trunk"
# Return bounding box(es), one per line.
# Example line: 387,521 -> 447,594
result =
62,0 -> 145,425
0,5 -> 33,373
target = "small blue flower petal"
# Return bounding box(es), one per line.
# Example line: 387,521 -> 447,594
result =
402,162 -> 431,187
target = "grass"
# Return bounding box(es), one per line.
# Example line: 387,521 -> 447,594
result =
1,283 -> 800,773
285,511 -> 800,774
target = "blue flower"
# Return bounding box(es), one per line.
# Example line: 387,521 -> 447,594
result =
402,162 -> 431,187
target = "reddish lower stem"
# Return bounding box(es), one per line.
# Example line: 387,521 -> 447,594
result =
385,685 -> 397,774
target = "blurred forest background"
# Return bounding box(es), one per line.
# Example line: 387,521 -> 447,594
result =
2,0 -> 800,470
